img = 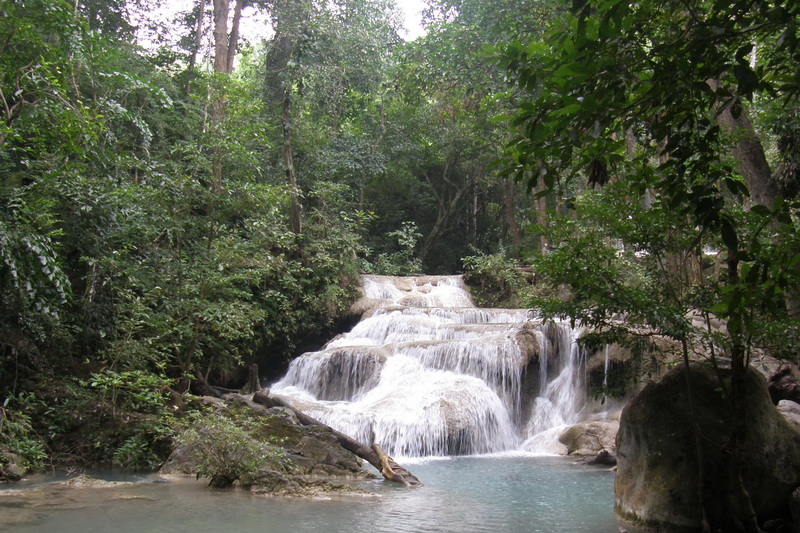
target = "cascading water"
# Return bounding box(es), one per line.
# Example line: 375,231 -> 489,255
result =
271,275 -> 589,458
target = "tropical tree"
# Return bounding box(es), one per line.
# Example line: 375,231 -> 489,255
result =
498,0 -> 799,530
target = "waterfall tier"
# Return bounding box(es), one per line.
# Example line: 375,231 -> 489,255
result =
271,275 -> 587,458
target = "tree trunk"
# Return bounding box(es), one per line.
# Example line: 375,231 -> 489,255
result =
240,363 -> 262,395
188,0 -> 207,75
503,176 -> 521,256
724,249 -> 762,533
252,390 -> 421,486
282,90 -> 303,238
710,80 -> 800,317
266,0 -> 304,245
712,87 -> 778,210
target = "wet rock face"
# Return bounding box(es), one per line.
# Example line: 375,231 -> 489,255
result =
615,364 -> 800,531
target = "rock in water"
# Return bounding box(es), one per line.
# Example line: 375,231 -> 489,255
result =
558,419 -> 619,456
615,363 -> 800,531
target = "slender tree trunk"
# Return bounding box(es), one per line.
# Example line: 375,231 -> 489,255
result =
209,0 -> 244,191
188,0 -> 207,75
724,248 -> 762,533
534,177 -> 549,253
503,177 -> 521,256
212,0 -> 231,74
282,90 -> 303,237
266,0 -> 305,246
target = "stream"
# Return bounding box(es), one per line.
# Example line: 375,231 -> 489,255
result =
2,275 -> 622,531
1,456 -> 618,532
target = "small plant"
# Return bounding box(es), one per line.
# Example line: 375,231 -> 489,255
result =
462,250 -> 531,307
0,394 -> 48,475
369,221 -> 423,275
87,369 -> 171,415
174,409 -> 287,488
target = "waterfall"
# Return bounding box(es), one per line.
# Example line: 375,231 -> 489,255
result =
271,275 -> 588,458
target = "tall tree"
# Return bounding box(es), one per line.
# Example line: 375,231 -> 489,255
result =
499,0 -> 800,530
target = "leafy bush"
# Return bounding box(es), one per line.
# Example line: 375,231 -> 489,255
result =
367,221 -> 423,275
0,394 -> 48,473
174,409 -> 287,488
462,250 -> 532,308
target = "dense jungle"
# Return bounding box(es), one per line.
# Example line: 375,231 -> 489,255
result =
1,1 -> 799,531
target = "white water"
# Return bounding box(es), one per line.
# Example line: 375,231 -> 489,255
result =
272,275 -> 588,458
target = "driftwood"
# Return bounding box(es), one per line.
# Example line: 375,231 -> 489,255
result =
253,389 -> 421,487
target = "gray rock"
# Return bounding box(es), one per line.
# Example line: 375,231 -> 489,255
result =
0,448 -> 27,481
558,419 -> 619,456
160,398 -> 375,493
771,364 -> 800,405
779,400 -> 800,433
616,364 -> 800,531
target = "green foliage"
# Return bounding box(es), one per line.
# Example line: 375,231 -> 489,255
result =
174,409 -> 288,488
367,221 -> 424,275
0,394 -> 48,472
88,369 -> 171,415
499,0 -> 800,360
462,250 -> 531,307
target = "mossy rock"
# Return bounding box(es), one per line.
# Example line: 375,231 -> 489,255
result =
0,447 -> 27,482
616,364 -> 800,531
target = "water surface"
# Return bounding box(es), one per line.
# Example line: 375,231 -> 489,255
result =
1,456 -> 618,533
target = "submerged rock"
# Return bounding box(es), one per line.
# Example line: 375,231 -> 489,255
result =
616,363 -> 800,531
244,470 -> 374,498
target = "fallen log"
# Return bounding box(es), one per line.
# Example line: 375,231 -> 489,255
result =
253,389 -> 421,487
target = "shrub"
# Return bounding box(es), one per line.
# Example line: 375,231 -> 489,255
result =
462,251 -> 531,308
174,409 -> 287,488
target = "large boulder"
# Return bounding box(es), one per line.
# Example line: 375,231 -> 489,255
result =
616,363 -> 800,531
161,399 -> 374,490
779,400 -> 800,434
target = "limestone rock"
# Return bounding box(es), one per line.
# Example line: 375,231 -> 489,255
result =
558,419 -> 619,456
770,363 -> 800,405
779,400 -> 800,434
246,470 -> 374,498
0,448 -> 27,481
289,430 -> 367,478
161,400 -> 374,491
615,364 -> 800,531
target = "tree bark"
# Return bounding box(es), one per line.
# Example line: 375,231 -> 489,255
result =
283,90 -> 303,237
188,0 -> 207,75
711,85 -> 778,210
266,0 -> 304,243
252,390 -> 421,486
503,176 -> 521,255
710,81 -> 800,317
